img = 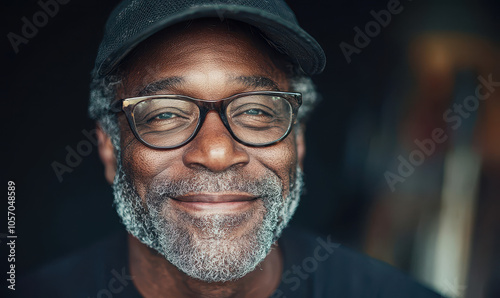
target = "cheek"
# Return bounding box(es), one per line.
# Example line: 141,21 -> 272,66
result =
250,134 -> 298,194
122,147 -> 186,199
119,120 -> 183,198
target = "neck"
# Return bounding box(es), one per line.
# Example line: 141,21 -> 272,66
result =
128,235 -> 283,298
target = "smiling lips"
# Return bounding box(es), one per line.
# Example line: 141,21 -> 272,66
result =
171,194 -> 258,212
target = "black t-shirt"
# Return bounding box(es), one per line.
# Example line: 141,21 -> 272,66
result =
18,227 -> 443,297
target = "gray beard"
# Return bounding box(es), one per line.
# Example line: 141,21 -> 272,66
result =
112,163 -> 303,282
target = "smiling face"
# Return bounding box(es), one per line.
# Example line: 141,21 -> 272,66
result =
105,19 -> 305,282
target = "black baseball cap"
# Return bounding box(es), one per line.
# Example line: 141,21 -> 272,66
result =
95,0 -> 326,77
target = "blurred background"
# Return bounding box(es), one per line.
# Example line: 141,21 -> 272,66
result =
2,0 -> 499,297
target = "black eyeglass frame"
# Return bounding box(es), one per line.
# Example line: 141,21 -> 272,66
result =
110,91 -> 302,149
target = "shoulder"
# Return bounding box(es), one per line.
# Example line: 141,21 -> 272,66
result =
275,226 -> 444,298
17,231 -> 137,298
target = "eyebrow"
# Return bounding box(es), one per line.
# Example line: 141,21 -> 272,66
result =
136,75 -> 280,97
233,76 -> 280,91
137,77 -> 184,96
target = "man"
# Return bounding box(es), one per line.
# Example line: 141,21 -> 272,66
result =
19,0 -> 442,297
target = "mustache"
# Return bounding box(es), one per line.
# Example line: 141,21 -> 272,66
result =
144,169 -> 283,202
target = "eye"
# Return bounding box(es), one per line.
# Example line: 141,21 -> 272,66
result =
243,109 -> 268,116
154,112 -> 177,120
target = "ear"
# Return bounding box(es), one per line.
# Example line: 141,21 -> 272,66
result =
296,124 -> 306,170
96,124 -> 117,184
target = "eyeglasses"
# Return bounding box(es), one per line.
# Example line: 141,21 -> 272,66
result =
110,91 -> 302,149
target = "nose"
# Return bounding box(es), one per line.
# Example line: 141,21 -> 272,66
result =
182,111 -> 250,172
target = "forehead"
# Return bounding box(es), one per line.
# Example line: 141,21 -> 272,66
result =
117,19 -> 290,96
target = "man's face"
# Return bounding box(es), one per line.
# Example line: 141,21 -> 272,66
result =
111,20 -> 304,282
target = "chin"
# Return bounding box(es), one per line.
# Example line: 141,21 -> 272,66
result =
151,199 -> 273,282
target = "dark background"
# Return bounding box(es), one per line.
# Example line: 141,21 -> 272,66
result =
2,0 -> 500,296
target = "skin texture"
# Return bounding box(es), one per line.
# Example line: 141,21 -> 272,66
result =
97,20 -> 306,298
